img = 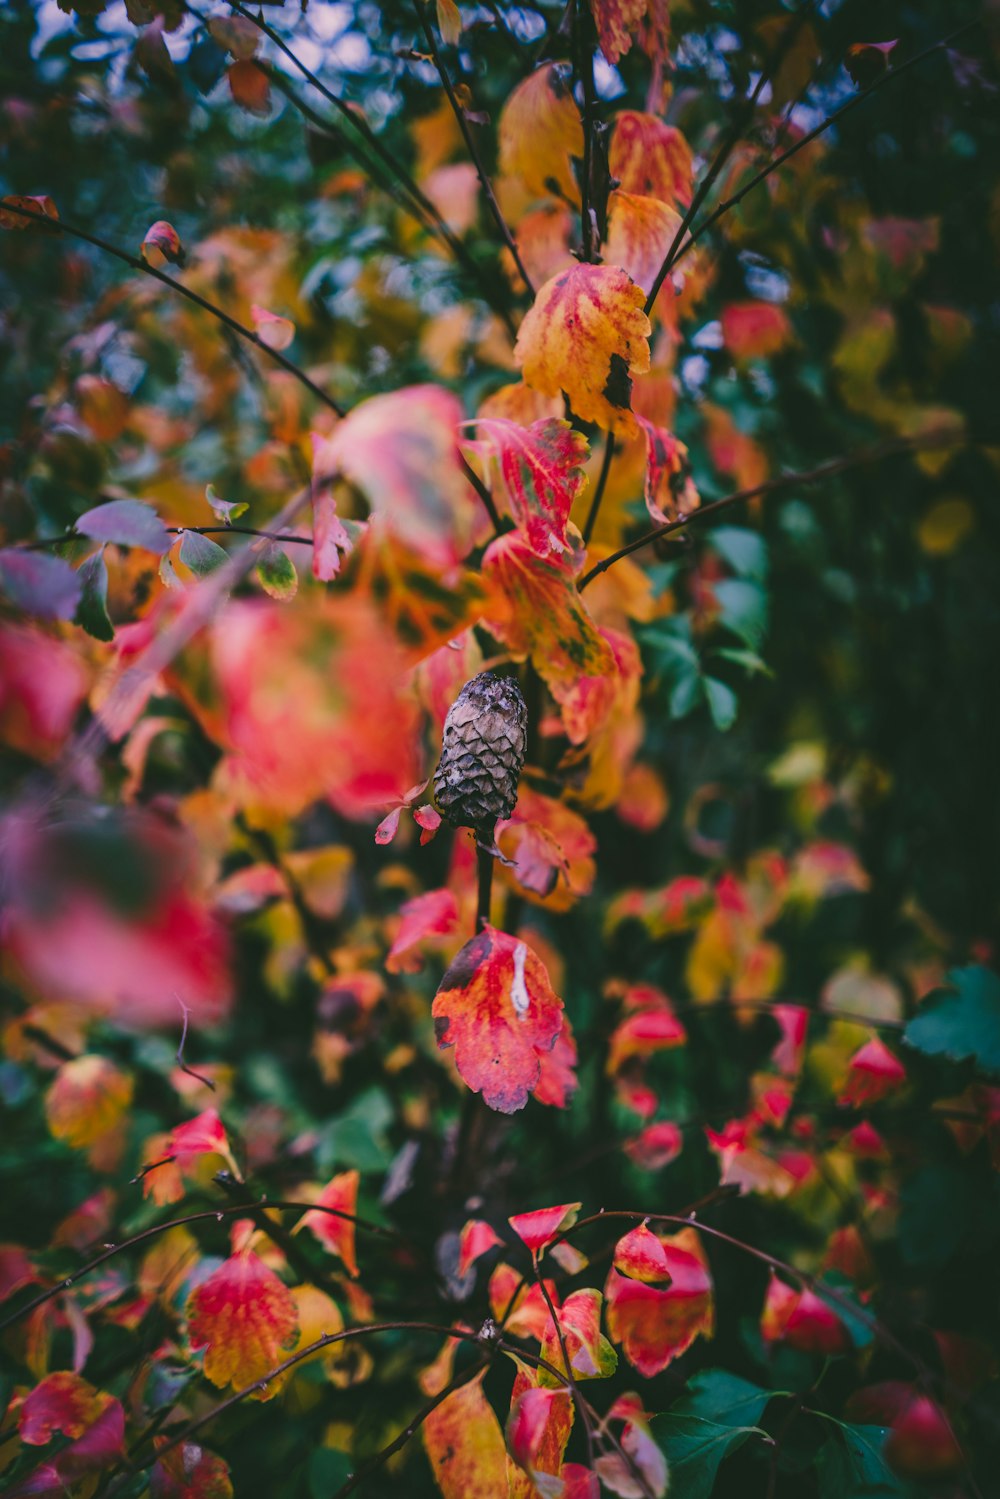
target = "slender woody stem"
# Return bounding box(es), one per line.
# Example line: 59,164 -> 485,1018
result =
0,202 -> 344,417
581,431 -> 615,544
578,433 -> 967,590
476,840 -> 494,931
413,0 -> 536,296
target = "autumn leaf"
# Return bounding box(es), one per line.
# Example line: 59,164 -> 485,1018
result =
312,386 -> 474,567
498,64 -> 583,204
150,1440 -> 234,1498
250,303 -> 295,352
515,264 -> 651,434
312,486 -> 354,582
609,112 -> 693,207
186,1250 -> 299,1394
385,887 -> 459,973
299,1169 -> 360,1277
721,301 -> 793,362
481,531 -> 615,700
45,1055 -> 133,1168
509,1202 -> 581,1255
538,1287 -> 618,1381
469,417 -> 589,557
431,925 -> 569,1114
760,1273 -> 850,1354
458,1218 -> 503,1277
423,1369 -> 509,1499
507,1383 -> 573,1493
228,59 -> 270,115
141,220 -> 186,269
589,0 -> 648,65
605,1227 -> 714,1376
497,786 -> 597,912
838,1037 -> 907,1107
0,193 -> 60,232
605,190 -> 683,300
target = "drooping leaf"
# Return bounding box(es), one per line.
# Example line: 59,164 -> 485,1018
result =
634,419 -> 699,525
204,484 -> 248,524
299,1169 -> 361,1277
605,1228 -> 714,1375
904,965 -> 1000,1077
481,531 -> 615,700
150,1440 -> 234,1498
141,219 -> 186,268
0,548 -> 82,620
498,63 -> 582,203
605,190 -> 683,300
589,0 -> 648,66
312,386 -> 473,566
470,418 -> 589,557
431,925 -> 569,1114
75,548 -> 114,641
227,58 -> 270,114
609,113 -> 693,207
422,1369 -> 509,1499
186,1250 -> 299,1394
0,192 -> 60,232
312,486 -> 354,581
385,888 -> 459,973
506,1384 -> 572,1494
255,542 -> 297,600
514,264 -> 651,434
179,529 -> 229,577
77,498 -> 170,554
649,1414 -> 764,1499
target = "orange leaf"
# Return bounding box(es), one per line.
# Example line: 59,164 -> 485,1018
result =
721,300 -> 793,362
250,303 -> 295,351
514,264 -> 651,434
312,386 -> 474,567
589,0 -> 647,65
299,1169 -> 360,1277
481,531 -> 615,699
609,113 -> 693,207
470,418 -> 589,557
605,1227 -> 714,1375
0,193 -> 60,233
186,1250 -> 299,1394
423,1368 -> 508,1499
431,925 -> 569,1114
507,1383 -> 573,1489
605,189 -> 682,300
498,64 -> 583,204
488,1261 -> 560,1340
497,786 -> 597,912
227,59 -> 270,115
151,1440 -> 234,1498
45,1055 -> 133,1168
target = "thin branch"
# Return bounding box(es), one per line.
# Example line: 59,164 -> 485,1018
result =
412,0 -> 536,296
531,1256 -> 599,1479
0,1199 -> 407,1336
578,432 -> 967,590
649,19 -> 981,304
174,996 -> 215,1092
166,525 -> 313,545
643,2 -> 816,316
581,432 -> 615,544
475,841 -> 494,931
461,452 -> 504,533
332,1356 -> 490,1498
0,202 -> 344,417
574,0 -> 597,262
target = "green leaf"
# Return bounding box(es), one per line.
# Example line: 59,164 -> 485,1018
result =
670,670 -> 703,720
255,542 -> 297,600
179,528 -> 229,577
77,498 -> 170,554
903,965 -> 1000,1076
319,1087 -> 394,1173
672,1370 -> 776,1429
650,1413 -> 766,1499
709,526 -> 769,581
713,578 -> 768,650
74,547 -> 114,641
205,482 -> 249,524
814,1422 -> 902,1498
713,647 -> 773,677
704,676 -> 738,731
308,1448 -> 353,1497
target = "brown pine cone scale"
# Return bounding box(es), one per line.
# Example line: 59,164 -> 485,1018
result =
433,672 -> 527,833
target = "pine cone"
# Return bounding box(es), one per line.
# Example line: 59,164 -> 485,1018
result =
433,672 -> 527,833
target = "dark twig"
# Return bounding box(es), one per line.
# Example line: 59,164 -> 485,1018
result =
0,202 -> 344,417
575,0 -> 597,262
476,840 -> 494,931
461,452 -> 504,534
174,996 -> 215,1092
581,432 -> 615,544
648,20 -> 981,307
413,0 -> 536,296
531,1255 -> 597,1473
578,432 -> 968,590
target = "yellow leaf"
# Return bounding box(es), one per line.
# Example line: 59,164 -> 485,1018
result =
514,264 -> 651,434
498,64 -> 583,204
605,189 -> 682,300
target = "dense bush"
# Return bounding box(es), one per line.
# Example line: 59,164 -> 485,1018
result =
1,1 -> 998,1495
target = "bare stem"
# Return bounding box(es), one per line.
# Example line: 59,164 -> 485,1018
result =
476,839 -> 494,931
581,431 -> 615,544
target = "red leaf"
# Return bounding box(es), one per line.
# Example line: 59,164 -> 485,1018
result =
141,220 -> 185,269
838,1037 -> 906,1107
532,1022 -> 579,1109
471,418 -> 589,557
186,1250 -> 299,1393
431,926 -> 569,1113
0,193 -> 60,233
605,1227 -> 713,1375
312,486 -> 353,581
386,888 -> 459,973
227,59 -> 270,115
488,1261 -> 560,1341
760,1272 -> 850,1354
18,1372 -> 110,1445
721,301 -> 793,363
151,1440 -> 234,1498
299,1170 -> 360,1277
458,1219 -> 503,1278
634,418 -> 700,526
612,1223 -> 674,1284
508,1202 -> 581,1255
507,1384 -> 571,1487
624,1121 -> 684,1170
